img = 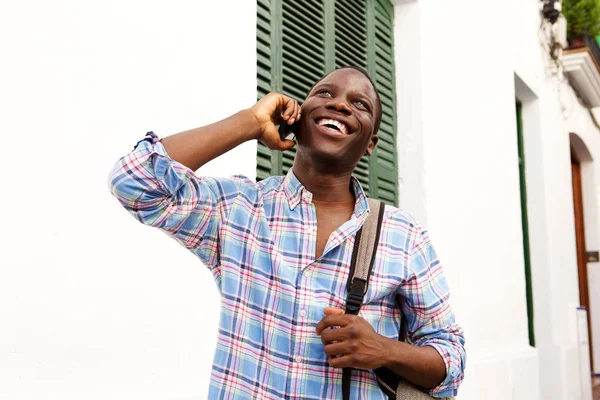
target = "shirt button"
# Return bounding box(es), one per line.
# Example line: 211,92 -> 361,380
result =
294,355 -> 303,363
300,309 -> 307,318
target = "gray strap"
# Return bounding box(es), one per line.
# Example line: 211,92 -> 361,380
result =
343,198 -> 386,400
350,198 -> 383,288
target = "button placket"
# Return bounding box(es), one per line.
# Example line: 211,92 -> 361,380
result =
294,268 -> 312,367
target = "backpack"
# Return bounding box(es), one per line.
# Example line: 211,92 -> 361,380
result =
342,199 -> 454,400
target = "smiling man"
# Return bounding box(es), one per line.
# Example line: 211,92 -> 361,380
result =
109,67 -> 466,399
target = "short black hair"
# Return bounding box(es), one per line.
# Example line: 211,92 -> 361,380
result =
306,66 -> 383,135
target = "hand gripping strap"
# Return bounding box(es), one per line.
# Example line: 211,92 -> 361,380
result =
342,198 -> 385,400
342,201 -> 451,400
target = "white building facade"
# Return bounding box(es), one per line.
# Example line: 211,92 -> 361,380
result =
1,0 -> 598,399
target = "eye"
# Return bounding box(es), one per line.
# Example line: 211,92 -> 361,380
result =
317,89 -> 333,97
355,99 -> 370,111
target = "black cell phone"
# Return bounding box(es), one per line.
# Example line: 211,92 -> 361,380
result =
278,120 -> 299,141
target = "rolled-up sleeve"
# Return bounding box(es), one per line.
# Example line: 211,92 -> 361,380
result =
108,132 -> 249,274
399,226 -> 466,398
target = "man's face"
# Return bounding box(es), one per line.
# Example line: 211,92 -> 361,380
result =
296,68 -> 379,169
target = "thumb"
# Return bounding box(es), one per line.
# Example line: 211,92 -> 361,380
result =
279,139 -> 295,151
324,307 -> 345,316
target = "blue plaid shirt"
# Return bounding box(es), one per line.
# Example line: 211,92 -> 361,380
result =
108,133 -> 466,399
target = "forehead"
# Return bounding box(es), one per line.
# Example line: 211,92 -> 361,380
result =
313,69 -> 377,99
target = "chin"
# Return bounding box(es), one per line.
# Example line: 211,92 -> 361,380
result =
297,142 -> 357,172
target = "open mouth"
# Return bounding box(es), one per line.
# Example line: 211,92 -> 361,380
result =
316,118 -> 349,135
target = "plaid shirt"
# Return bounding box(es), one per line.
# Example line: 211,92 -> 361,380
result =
108,132 -> 466,399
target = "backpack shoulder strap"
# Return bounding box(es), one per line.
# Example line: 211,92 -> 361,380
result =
342,198 -> 385,400
344,198 -> 386,314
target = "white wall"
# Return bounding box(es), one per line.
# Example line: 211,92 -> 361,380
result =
394,0 -> 593,398
0,1 -> 257,399
419,1 -> 537,397
3,0 -> 598,399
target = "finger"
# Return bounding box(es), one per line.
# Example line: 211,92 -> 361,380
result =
278,139 -> 295,151
287,100 -> 300,125
292,101 -> 301,124
281,96 -> 295,121
324,307 -> 345,316
328,354 -> 353,369
316,315 -> 351,335
320,327 -> 350,344
323,342 -> 348,356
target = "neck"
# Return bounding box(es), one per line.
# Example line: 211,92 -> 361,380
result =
291,152 -> 355,204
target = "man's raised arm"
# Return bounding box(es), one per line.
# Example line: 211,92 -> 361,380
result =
107,94 -> 300,268
160,93 -> 300,171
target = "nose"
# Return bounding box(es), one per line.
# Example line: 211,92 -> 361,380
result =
326,98 -> 352,115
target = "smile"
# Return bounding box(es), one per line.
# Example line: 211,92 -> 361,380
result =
316,118 -> 349,135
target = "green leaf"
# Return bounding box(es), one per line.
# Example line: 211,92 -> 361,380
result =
563,0 -> 600,38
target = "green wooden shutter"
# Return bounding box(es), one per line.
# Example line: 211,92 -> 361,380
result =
368,0 -> 398,205
256,0 -> 398,206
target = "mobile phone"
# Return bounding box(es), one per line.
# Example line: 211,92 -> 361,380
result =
278,119 -> 299,141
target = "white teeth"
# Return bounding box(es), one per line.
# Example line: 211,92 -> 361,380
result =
317,118 -> 348,135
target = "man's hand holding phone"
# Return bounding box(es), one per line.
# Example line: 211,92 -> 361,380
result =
249,92 -> 300,151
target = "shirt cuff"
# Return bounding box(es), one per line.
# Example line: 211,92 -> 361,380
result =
424,340 -> 464,398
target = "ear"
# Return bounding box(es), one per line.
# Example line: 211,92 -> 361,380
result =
365,134 -> 379,156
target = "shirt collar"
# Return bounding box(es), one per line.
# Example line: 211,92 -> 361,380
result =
283,169 -> 309,210
283,169 -> 370,219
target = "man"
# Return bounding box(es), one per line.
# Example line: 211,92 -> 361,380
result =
109,67 -> 466,399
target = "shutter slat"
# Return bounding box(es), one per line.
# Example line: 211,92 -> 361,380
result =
257,143 -> 273,180
282,61 -> 322,86
282,9 -> 324,40
337,0 -> 366,23
282,52 -> 325,79
257,43 -> 271,61
377,139 -> 394,153
336,44 -> 367,69
299,0 -> 324,17
376,84 -> 393,101
282,72 -> 315,95
374,0 -> 393,28
335,16 -> 367,41
375,14 -> 392,32
257,18 -> 272,35
375,43 -> 393,59
334,28 -> 367,67
282,27 -> 325,61
375,30 -> 393,47
257,4 -> 270,21
375,76 -> 394,93
286,0 -> 324,24
335,22 -> 367,50
257,67 -> 271,84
